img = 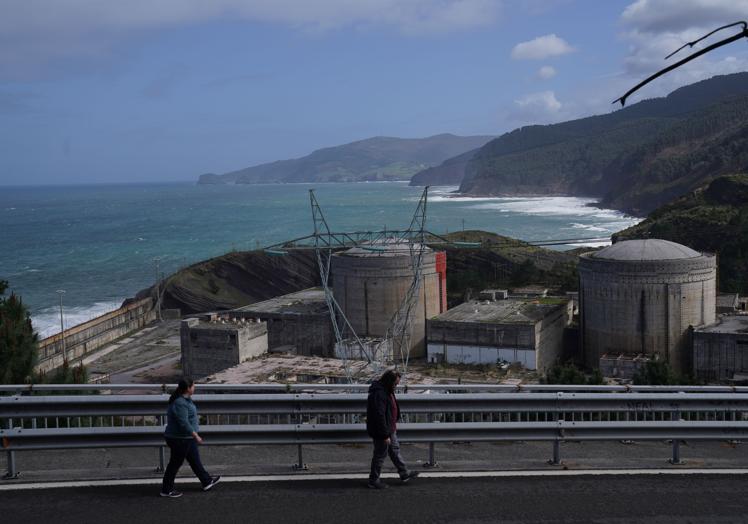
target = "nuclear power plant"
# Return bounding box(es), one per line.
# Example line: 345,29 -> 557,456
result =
174,186 -> 746,385
578,239 -> 717,374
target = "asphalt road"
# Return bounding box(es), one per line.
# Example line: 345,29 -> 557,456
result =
4,474 -> 747,524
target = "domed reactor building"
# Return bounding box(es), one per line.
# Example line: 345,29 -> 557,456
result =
331,240 -> 446,360
579,239 -> 716,374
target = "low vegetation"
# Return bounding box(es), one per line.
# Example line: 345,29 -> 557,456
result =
615,174 -> 748,294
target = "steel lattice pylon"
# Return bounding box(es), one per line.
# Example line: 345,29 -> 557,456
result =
309,187 -> 430,382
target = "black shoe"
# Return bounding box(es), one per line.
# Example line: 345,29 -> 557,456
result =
160,490 -> 182,498
367,479 -> 389,489
203,476 -> 221,492
400,471 -> 420,483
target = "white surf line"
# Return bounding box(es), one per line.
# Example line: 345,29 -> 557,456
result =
3,469 -> 748,491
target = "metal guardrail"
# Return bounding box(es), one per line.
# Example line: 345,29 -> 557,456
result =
4,389 -> 748,479
4,421 -> 748,450
3,383 -> 748,394
3,392 -> 748,418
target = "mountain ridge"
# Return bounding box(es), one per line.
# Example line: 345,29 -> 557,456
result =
198,133 -> 494,185
410,73 -> 748,215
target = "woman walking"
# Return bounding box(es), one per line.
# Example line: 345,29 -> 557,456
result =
160,378 -> 220,498
366,369 -> 419,489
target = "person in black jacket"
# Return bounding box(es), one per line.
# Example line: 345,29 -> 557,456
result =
366,369 -> 419,489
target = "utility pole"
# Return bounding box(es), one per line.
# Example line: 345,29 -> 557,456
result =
56,289 -> 67,364
153,257 -> 163,321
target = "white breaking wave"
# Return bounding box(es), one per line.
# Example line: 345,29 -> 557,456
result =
468,196 -> 623,218
569,223 -> 610,233
32,300 -> 124,339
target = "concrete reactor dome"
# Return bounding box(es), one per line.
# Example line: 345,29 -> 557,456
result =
590,239 -> 701,261
331,239 -> 446,359
579,238 -> 716,374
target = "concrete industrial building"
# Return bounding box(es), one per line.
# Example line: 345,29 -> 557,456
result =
331,240 -> 446,359
233,288 -> 333,357
693,315 -> 748,382
717,293 -> 740,315
180,315 -> 268,378
426,296 -> 572,372
579,239 -> 717,374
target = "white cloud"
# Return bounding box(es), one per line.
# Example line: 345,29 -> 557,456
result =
515,91 -> 561,111
510,90 -> 563,124
0,0 -> 502,79
511,34 -> 574,60
537,65 -> 556,79
617,0 -> 748,104
621,0 -> 748,33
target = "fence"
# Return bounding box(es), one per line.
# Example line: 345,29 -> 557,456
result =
3,385 -> 748,479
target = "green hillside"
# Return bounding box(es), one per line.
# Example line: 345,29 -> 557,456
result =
412,73 -> 748,215
614,174 -> 748,293
198,134 -> 493,185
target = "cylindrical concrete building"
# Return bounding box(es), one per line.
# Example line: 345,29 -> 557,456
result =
579,239 -> 716,374
331,240 -> 445,359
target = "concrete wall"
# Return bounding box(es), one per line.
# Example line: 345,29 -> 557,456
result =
693,328 -> 748,382
180,318 -> 268,378
427,343 -> 536,368
235,311 -> 333,357
36,298 -> 156,374
426,301 -> 570,373
579,255 -> 716,374
534,304 -> 571,373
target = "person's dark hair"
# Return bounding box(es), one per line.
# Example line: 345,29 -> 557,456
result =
380,369 -> 401,393
169,378 -> 194,404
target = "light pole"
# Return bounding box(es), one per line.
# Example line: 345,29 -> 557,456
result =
56,289 -> 67,364
153,257 -> 163,321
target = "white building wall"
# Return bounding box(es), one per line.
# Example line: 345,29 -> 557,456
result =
427,343 -> 535,369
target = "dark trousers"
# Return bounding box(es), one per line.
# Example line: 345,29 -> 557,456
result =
369,431 -> 408,481
162,437 -> 211,493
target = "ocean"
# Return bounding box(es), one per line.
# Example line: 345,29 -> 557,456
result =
0,182 -> 640,338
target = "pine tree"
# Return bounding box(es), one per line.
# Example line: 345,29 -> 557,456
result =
0,280 -> 39,384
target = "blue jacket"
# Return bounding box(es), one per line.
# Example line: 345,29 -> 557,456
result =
164,396 -> 199,439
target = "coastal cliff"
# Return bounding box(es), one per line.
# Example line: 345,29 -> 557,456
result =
411,73 -> 748,216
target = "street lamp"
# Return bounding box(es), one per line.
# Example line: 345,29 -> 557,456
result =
153,257 -> 163,321
55,289 -> 67,364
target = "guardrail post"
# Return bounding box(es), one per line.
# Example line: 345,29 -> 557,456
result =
547,394 -> 563,466
155,416 -> 165,473
291,399 -> 307,471
292,444 -> 308,471
424,414 -> 438,468
548,440 -> 562,466
669,409 -> 685,465
156,447 -> 166,473
3,418 -> 19,480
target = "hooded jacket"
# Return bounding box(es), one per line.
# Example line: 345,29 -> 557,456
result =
366,380 -> 400,439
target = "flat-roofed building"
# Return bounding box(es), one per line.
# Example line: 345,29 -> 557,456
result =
180,315 -> 268,378
693,315 -> 748,382
233,288 -> 334,357
426,297 -> 571,372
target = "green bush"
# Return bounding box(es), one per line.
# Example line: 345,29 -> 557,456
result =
0,280 -> 39,384
544,362 -> 603,385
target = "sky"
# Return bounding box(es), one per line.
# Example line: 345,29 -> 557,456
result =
1,0 -> 747,185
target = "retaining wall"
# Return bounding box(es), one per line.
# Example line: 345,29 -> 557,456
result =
36,298 -> 157,374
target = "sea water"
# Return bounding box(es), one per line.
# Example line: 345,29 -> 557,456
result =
0,182 -> 640,337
